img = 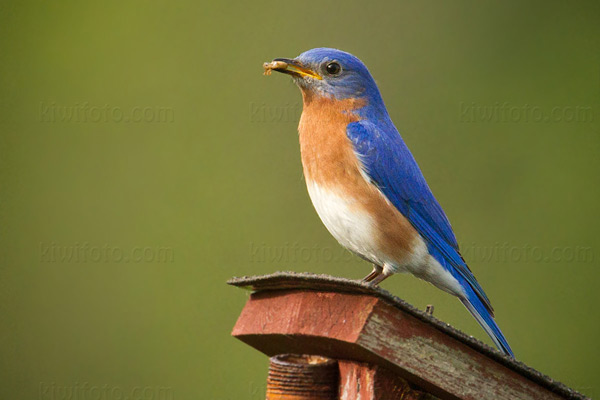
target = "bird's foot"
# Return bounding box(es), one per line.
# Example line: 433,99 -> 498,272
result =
362,265 -> 382,283
369,271 -> 392,286
425,305 -> 434,316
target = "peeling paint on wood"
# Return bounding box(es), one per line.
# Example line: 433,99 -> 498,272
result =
338,360 -> 440,400
230,273 -> 589,400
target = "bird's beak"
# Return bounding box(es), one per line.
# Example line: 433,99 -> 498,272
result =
263,58 -> 322,80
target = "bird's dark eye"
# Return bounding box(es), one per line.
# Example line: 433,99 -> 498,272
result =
325,62 -> 342,75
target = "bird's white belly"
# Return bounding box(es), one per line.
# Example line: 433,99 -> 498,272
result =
305,181 -> 384,265
305,181 -> 464,295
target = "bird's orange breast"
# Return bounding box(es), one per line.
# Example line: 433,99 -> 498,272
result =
297,90 -> 420,265
298,91 -> 364,185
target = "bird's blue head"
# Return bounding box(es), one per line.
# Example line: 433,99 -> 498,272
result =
265,48 -> 386,114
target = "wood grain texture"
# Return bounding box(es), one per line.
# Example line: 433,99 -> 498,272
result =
231,280 -> 585,400
229,272 -> 588,400
338,360 -> 440,400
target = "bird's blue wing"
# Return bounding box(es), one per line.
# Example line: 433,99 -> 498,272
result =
347,120 -> 493,312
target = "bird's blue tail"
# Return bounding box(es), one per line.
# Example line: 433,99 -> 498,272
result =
426,244 -> 514,356
460,284 -> 514,357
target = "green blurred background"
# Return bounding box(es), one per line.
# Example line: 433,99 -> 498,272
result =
1,0 -> 599,398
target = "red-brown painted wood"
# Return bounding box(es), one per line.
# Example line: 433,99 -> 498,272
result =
338,360 -> 436,400
232,289 -> 566,400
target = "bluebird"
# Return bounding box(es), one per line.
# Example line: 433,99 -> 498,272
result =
263,48 -> 513,357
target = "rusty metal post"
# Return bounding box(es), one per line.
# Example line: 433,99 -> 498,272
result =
266,354 -> 338,400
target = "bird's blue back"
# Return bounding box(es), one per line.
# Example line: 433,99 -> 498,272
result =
347,114 -> 513,356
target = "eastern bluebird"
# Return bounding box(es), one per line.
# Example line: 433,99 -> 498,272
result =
263,48 -> 513,357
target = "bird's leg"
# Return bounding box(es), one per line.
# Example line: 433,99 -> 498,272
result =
362,264 -> 382,283
369,270 -> 393,286
425,305 -> 435,315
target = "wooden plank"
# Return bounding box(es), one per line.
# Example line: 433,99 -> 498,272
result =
359,299 -> 562,400
229,273 -> 588,400
232,289 -> 572,400
338,360 -> 440,400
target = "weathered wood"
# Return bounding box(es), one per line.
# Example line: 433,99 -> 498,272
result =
338,360 -> 439,400
230,273 -> 588,400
